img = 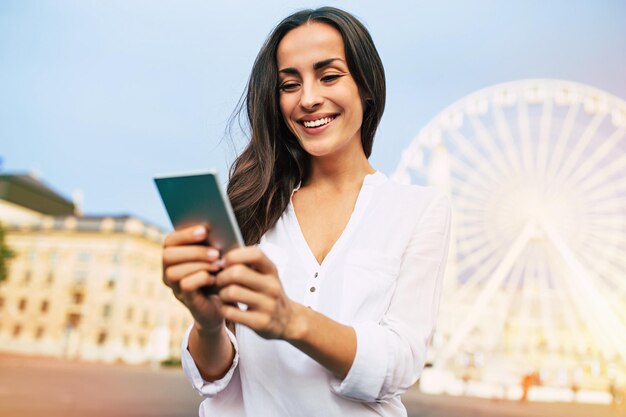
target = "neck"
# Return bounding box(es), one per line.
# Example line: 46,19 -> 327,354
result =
306,151 -> 375,190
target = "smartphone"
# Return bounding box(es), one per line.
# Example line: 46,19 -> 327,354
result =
154,171 -> 244,253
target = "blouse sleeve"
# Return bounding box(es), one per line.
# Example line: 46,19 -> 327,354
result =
330,193 -> 451,402
180,323 -> 241,397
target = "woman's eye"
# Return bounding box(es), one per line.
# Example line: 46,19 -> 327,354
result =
321,74 -> 343,83
279,82 -> 299,92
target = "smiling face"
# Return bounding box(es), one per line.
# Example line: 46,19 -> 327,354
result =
277,22 -> 365,160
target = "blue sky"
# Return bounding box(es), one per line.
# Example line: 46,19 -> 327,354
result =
1,0 -> 625,229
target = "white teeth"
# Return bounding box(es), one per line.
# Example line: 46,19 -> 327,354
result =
303,117 -> 334,128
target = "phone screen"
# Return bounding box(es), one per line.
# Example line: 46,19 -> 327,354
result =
154,171 -> 244,253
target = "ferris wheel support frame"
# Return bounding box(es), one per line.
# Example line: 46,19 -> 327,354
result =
542,221 -> 626,360
435,221 -> 535,367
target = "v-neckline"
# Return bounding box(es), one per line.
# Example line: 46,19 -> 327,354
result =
287,171 -> 384,270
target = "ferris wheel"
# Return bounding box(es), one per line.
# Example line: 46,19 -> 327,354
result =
394,79 -> 626,393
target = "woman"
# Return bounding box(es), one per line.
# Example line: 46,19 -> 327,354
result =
162,7 -> 451,417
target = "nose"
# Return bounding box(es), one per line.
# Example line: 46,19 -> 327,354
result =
300,80 -> 323,110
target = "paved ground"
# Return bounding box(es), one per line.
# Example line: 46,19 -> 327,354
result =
0,354 -> 199,417
402,390 -> 622,417
0,354 -> 622,417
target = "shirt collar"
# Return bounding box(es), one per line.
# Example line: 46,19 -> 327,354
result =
291,171 -> 386,198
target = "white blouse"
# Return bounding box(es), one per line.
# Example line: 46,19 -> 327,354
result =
181,171 -> 451,417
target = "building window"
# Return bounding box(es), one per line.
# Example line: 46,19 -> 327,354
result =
102,304 -> 112,318
66,313 -> 81,328
27,249 -> 37,261
97,332 -> 107,345
0,297 -> 4,309
46,272 -> 54,285
18,298 -> 27,311
73,270 -> 87,284
40,300 -> 49,313
126,307 -> 134,321
71,292 -> 84,305
48,250 -> 59,264
13,324 -> 22,337
106,271 -> 117,290
142,310 -> 150,327
78,252 -> 91,262
22,270 -> 32,286
35,326 -> 44,339
111,253 -> 121,264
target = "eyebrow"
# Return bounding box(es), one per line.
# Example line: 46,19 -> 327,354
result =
279,58 -> 345,75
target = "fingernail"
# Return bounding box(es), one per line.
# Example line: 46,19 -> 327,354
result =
208,248 -> 220,260
194,227 -> 206,237
216,258 -> 225,269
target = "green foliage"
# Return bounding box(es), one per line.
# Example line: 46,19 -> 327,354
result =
0,222 -> 15,283
160,357 -> 182,367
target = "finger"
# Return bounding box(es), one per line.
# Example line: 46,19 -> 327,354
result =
165,262 -> 221,283
215,264 -> 275,294
223,246 -> 276,275
218,284 -> 271,311
164,225 -> 210,247
163,245 -> 220,266
220,305 -> 270,331
179,270 -> 215,293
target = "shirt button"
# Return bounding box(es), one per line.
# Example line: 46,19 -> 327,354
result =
314,272 -> 318,278
309,286 -> 316,293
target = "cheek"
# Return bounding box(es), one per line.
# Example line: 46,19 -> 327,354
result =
340,85 -> 365,119
347,96 -> 364,126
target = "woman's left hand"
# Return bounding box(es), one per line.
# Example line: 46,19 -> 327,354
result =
215,246 -> 304,341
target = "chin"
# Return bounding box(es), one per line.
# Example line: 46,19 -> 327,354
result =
302,148 -> 330,158
299,141 -> 336,158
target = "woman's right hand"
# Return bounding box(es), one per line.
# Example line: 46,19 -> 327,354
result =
162,225 -> 225,334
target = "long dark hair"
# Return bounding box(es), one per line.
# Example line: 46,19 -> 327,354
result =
227,7 -> 386,245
